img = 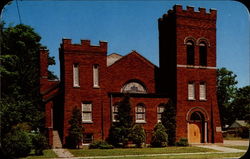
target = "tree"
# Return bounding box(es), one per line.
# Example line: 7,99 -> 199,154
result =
217,67 -> 238,127
107,125 -> 123,147
230,86 -> 250,124
66,107 -> 84,149
47,56 -> 58,80
1,124 -> 33,158
108,94 -> 133,147
161,99 -> 176,145
129,124 -> 146,148
0,24 -> 56,157
151,123 -> 168,147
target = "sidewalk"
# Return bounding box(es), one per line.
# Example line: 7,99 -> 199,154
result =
195,144 -> 245,153
53,148 -> 74,158
223,140 -> 249,146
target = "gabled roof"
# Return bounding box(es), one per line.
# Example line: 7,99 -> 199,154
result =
41,81 -> 61,102
108,50 -> 157,68
229,120 -> 249,128
107,53 -> 123,66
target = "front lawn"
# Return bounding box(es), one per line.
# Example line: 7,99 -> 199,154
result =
69,146 -> 217,157
98,152 -> 245,159
20,149 -> 57,159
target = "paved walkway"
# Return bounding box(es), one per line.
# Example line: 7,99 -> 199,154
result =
223,140 -> 249,146
53,148 -> 74,158
195,144 -> 245,153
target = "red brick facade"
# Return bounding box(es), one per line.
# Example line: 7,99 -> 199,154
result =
40,5 -> 223,147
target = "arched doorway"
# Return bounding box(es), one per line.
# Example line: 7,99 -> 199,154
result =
187,108 -> 208,144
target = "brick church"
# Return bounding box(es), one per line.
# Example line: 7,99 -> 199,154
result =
40,5 -> 223,147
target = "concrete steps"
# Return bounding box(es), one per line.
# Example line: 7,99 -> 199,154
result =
53,130 -> 62,148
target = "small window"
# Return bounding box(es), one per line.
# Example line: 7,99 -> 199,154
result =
93,64 -> 99,88
73,63 -> 79,87
112,104 -> 119,122
188,82 -> 195,100
199,42 -> 207,66
83,133 -> 93,143
157,105 -> 165,123
199,82 -> 206,100
186,41 -> 195,65
82,102 -> 92,122
136,104 -> 146,123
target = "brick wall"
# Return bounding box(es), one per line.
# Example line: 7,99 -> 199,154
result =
159,5 -> 223,143
41,5 -> 223,146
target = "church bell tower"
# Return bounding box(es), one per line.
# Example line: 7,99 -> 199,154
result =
159,5 -> 223,143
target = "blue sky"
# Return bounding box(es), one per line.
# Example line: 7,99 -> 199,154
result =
2,0 -> 250,87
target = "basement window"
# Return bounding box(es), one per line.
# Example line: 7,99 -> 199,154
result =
83,133 -> 93,144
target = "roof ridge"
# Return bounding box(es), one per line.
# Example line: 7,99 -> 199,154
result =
108,50 -> 157,68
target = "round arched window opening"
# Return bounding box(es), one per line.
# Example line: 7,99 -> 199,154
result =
121,81 -> 147,94
186,41 -> 195,65
190,111 -> 205,121
199,42 -> 207,66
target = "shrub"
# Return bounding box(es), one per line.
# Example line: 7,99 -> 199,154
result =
107,125 -> 123,147
238,127 -> 249,138
175,138 -> 189,146
66,107 -> 84,149
89,141 -> 114,149
161,100 -> 176,146
31,133 -> 48,155
151,123 -> 168,147
108,95 -> 133,147
129,124 -> 146,148
2,129 -> 32,158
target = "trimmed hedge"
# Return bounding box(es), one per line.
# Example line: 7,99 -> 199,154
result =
89,141 -> 114,149
175,138 -> 189,146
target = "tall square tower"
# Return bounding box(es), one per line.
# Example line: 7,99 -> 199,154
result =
159,5 -> 223,143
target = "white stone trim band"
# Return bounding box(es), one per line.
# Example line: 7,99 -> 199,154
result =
177,64 -> 216,69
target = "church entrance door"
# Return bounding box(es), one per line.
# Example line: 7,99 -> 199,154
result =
188,122 -> 202,143
188,111 -> 205,144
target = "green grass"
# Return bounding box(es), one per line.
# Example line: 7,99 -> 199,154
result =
87,152 -> 245,159
20,149 -> 57,159
223,145 -> 249,150
69,146 -> 218,157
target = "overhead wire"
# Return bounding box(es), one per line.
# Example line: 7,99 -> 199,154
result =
15,0 -> 22,24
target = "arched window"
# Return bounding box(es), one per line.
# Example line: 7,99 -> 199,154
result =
136,103 -> 146,123
157,104 -> 165,123
186,41 -> 195,65
121,81 -> 147,94
199,42 -> 207,66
